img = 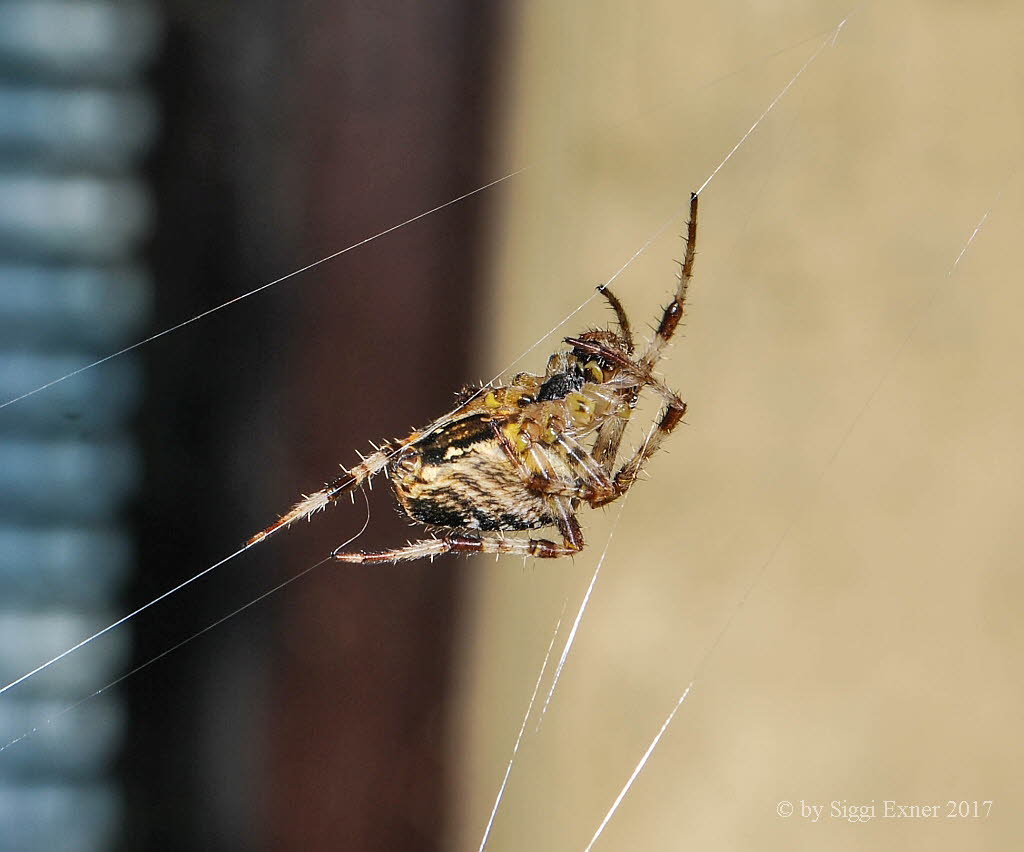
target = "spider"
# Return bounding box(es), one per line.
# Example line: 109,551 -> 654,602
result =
247,193 -> 698,564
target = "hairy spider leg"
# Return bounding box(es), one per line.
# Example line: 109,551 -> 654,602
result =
490,421 -> 615,504
602,392 -> 687,502
586,285 -> 638,477
569,192 -> 696,505
640,192 -> 698,374
596,284 -> 635,354
575,193 -> 697,483
245,446 -> 393,546
247,392 -> 508,547
600,192 -> 697,498
333,513 -> 585,563
552,341 -> 687,507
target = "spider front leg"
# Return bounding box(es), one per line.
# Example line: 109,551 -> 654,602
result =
562,335 -> 686,487
594,389 -> 687,507
640,191 -> 698,374
333,512 -> 585,564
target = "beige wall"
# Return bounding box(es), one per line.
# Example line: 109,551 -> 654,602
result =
452,2 -> 1023,849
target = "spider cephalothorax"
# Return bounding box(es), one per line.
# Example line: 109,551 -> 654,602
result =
247,193 -> 698,563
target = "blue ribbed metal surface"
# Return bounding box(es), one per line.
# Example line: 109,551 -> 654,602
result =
0,2 -> 159,848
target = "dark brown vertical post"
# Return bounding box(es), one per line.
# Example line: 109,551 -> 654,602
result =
261,3 -> 505,850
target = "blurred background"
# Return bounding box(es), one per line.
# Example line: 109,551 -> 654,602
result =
0,1 -> 1022,850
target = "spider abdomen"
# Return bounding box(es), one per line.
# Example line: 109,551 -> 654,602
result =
389,414 -> 554,531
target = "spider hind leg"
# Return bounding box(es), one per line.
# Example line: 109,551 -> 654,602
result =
333,513 -> 585,564
245,446 -> 391,545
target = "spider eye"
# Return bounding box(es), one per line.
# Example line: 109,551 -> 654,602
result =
506,390 -> 534,406
584,360 -> 604,383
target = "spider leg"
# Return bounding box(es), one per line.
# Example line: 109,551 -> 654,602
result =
565,331 -> 684,475
551,433 -> 615,500
563,337 -> 679,408
490,421 -> 614,503
596,284 -> 634,353
561,334 -> 690,507
587,376 -> 642,476
591,412 -> 631,477
453,382 -> 489,405
640,191 -> 698,374
568,203 -> 693,409
246,446 -> 393,545
593,389 -> 686,507
247,395 -> 493,547
561,337 -> 686,481
587,191 -> 697,492
333,513 -> 585,563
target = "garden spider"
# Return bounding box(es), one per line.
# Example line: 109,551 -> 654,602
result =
247,193 -> 698,563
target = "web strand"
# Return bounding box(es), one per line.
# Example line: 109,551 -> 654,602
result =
0,493 -> 371,752
0,543 -> 253,698
0,170 -> 524,412
535,494 -> 630,730
1,556 -> 334,753
584,683 -> 694,851
477,604 -> 566,852
696,13 -> 851,197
